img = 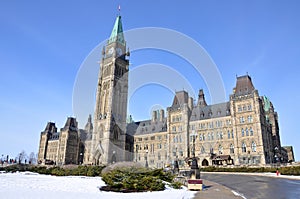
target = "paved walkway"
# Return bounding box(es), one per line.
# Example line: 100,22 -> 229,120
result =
193,179 -> 244,199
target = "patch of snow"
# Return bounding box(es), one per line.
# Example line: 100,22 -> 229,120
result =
232,190 -> 247,199
0,173 -> 196,199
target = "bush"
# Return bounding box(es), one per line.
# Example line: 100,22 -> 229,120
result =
170,181 -> 183,189
1,164 -> 105,177
101,167 -> 175,192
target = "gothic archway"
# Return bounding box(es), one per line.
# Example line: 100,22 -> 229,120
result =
202,159 -> 209,166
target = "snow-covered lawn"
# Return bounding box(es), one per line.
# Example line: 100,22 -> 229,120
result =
0,172 -> 196,199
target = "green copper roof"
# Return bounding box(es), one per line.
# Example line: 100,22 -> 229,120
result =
263,96 -> 271,112
108,16 -> 125,45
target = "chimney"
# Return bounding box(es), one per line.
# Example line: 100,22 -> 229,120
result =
152,110 -> 157,122
188,97 -> 194,110
159,109 -> 165,122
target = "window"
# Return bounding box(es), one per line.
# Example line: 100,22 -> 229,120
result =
216,132 -> 220,140
246,128 -> 249,136
157,143 -> 162,149
240,117 -> 245,123
242,143 -> 247,153
208,133 -> 211,140
151,136 -> 155,140
228,131 -> 231,139
241,128 -> 244,137
203,134 -> 206,141
220,132 -> 223,139
251,142 -> 257,152
243,106 -> 246,111
179,135 -> 182,143
231,130 -> 234,138
250,127 -> 254,136
230,144 -> 234,154
248,115 -> 253,123
178,126 -> 182,132
201,146 -> 205,154
218,145 -> 223,154
172,126 -> 176,132
199,134 -> 203,141
248,104 -> 252,111
179,150 -> 183,157
158,153 -> 161,160
191,125 -> 195,130
238,106 -> 242,112
211,132 -> 214,140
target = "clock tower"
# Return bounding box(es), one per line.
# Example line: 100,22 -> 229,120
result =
91,15 -> 129,165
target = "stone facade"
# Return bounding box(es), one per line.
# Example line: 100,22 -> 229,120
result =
38,117 -> 80,165
38,14 -> 293,167
129,75 -> 291,168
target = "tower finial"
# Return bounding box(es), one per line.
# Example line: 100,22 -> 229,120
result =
118,5 -> 121,15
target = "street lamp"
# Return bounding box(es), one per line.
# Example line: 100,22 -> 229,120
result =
145,150 -> 148,167
80,153 -> 83,165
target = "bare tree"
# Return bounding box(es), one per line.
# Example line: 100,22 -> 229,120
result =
16,150 -> 27,164
28,152 -> 36,164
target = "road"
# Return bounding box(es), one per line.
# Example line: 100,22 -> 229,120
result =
201,173 -> 300,199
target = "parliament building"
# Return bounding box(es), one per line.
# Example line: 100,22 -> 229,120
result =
38,14 -> 294,167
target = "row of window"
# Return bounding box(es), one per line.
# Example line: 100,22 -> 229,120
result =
136,134 -> 167,142
241,127 -> 254,137
135,143 -> 167,152
191,119 -> 233,131
172,115 -> 182,122
237,104 -> 252,112
199,141 -> 257,155
239,115 -> 253,123
197,130 -> 234,142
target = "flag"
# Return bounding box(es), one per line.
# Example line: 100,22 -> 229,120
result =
118,5 -> 121,11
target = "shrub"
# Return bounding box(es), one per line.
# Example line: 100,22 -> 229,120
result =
101,167 -> 174,192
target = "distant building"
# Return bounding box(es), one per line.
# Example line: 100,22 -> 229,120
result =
37,14 -> 294,167
282,146 -> 295,163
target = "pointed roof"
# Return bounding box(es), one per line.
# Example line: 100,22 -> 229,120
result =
108,15 -> 125,45
234,75 -> 255,96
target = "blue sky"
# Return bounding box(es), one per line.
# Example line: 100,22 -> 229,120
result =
0,1 -> 299,161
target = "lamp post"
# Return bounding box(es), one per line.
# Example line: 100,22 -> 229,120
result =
79,153 -> 83,165
145,149 -> 148,167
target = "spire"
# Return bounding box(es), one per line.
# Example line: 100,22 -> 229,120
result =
197,89 -> 207,107
85,114 -> 93,133
108,15 -> 125,45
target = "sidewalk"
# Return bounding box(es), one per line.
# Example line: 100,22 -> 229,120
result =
193,179 -> 244,199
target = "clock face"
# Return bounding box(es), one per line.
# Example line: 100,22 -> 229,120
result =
108,47 -> 114,55
116,48 -> 123,56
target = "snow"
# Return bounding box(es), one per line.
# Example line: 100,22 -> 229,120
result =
232,190 -> 247,199
0,172 -> 196,199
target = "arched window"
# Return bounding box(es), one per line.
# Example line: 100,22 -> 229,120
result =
201,146 -> 205,154
231,130 -> 234,138
113,126 -> 119,141
246,128 -> 249,136
227,130 -> 231,139
218,145 -> 223,154
251,142 -> 257,152
242,142 -> 247,153
208,133 -> 211,140
199,134 -> 203,141
241,128 -> 244,137
250,127 -> 254,136
230,144 -> 234,154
